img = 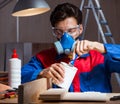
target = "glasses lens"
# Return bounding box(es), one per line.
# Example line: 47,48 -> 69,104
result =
52,25 -> 80,37
68,27 -> 78,35
52,29 -> 63,37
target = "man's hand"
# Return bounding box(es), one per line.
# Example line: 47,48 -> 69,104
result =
72,40 -> 106,59
0,84 -> 11,92
38,63 -> 65,84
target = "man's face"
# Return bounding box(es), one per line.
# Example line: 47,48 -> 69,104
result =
52,17 -> 83,39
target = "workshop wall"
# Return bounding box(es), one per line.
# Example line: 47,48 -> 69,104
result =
0,0 -> 120,43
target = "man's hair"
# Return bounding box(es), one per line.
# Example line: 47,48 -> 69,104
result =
50,2 -> 82,27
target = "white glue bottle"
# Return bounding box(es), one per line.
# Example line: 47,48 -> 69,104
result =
8,49 -> 21,89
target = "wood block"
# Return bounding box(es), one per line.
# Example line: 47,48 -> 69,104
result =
39,88 -> 66,101
18,78 -> 48,104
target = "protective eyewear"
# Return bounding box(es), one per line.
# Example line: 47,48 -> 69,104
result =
52,25 -> 80,37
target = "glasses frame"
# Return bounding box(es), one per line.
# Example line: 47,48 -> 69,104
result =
52,24 -> 80,37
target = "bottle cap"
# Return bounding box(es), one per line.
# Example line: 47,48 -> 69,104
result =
11,49 -> 18,58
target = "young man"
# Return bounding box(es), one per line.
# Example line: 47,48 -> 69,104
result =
21,3 -> 120,92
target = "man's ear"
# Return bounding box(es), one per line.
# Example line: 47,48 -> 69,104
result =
79,24 -> 83,34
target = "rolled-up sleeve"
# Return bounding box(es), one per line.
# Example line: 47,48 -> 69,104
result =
21,56 -> 44,83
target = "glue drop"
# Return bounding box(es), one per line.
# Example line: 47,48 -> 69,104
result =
8,49 -> 21,88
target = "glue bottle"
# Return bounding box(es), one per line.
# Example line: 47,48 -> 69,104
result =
8,49 -> 21,88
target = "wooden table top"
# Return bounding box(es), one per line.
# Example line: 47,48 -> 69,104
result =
0,93 -> 120,104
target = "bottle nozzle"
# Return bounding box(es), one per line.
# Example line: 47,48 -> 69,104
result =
12,49 -> 18,58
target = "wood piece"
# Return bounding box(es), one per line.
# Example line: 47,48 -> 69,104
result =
0,98 -> 17,104
40,88 -> 120,102
39,88 -> 66,100
18,78 -> 48,104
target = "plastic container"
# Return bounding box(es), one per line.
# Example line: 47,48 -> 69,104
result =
8,49 -> 21,88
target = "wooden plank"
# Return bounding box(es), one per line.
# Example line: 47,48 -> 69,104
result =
40,88 -> 120,102
39,88 -> 66,101
0,44 -> 5,71
23,43 -> 32,64
18,78 -> 48,104
0,98 -> 17,104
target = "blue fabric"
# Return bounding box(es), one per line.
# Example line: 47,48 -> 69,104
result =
104,44 -> 120,59
80,63 -> 112,92
21,57 -> 43,83
21,44 -> 120,92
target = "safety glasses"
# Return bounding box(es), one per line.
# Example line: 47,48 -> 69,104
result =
52,25 -> 80,37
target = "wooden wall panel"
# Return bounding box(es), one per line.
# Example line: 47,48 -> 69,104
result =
0,44 -> 5,71
0,0 -> 120,43
0,0 -> 16,43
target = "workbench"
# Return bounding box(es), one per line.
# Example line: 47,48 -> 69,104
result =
0,96 -> 120,104
0,78 -> 120,104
